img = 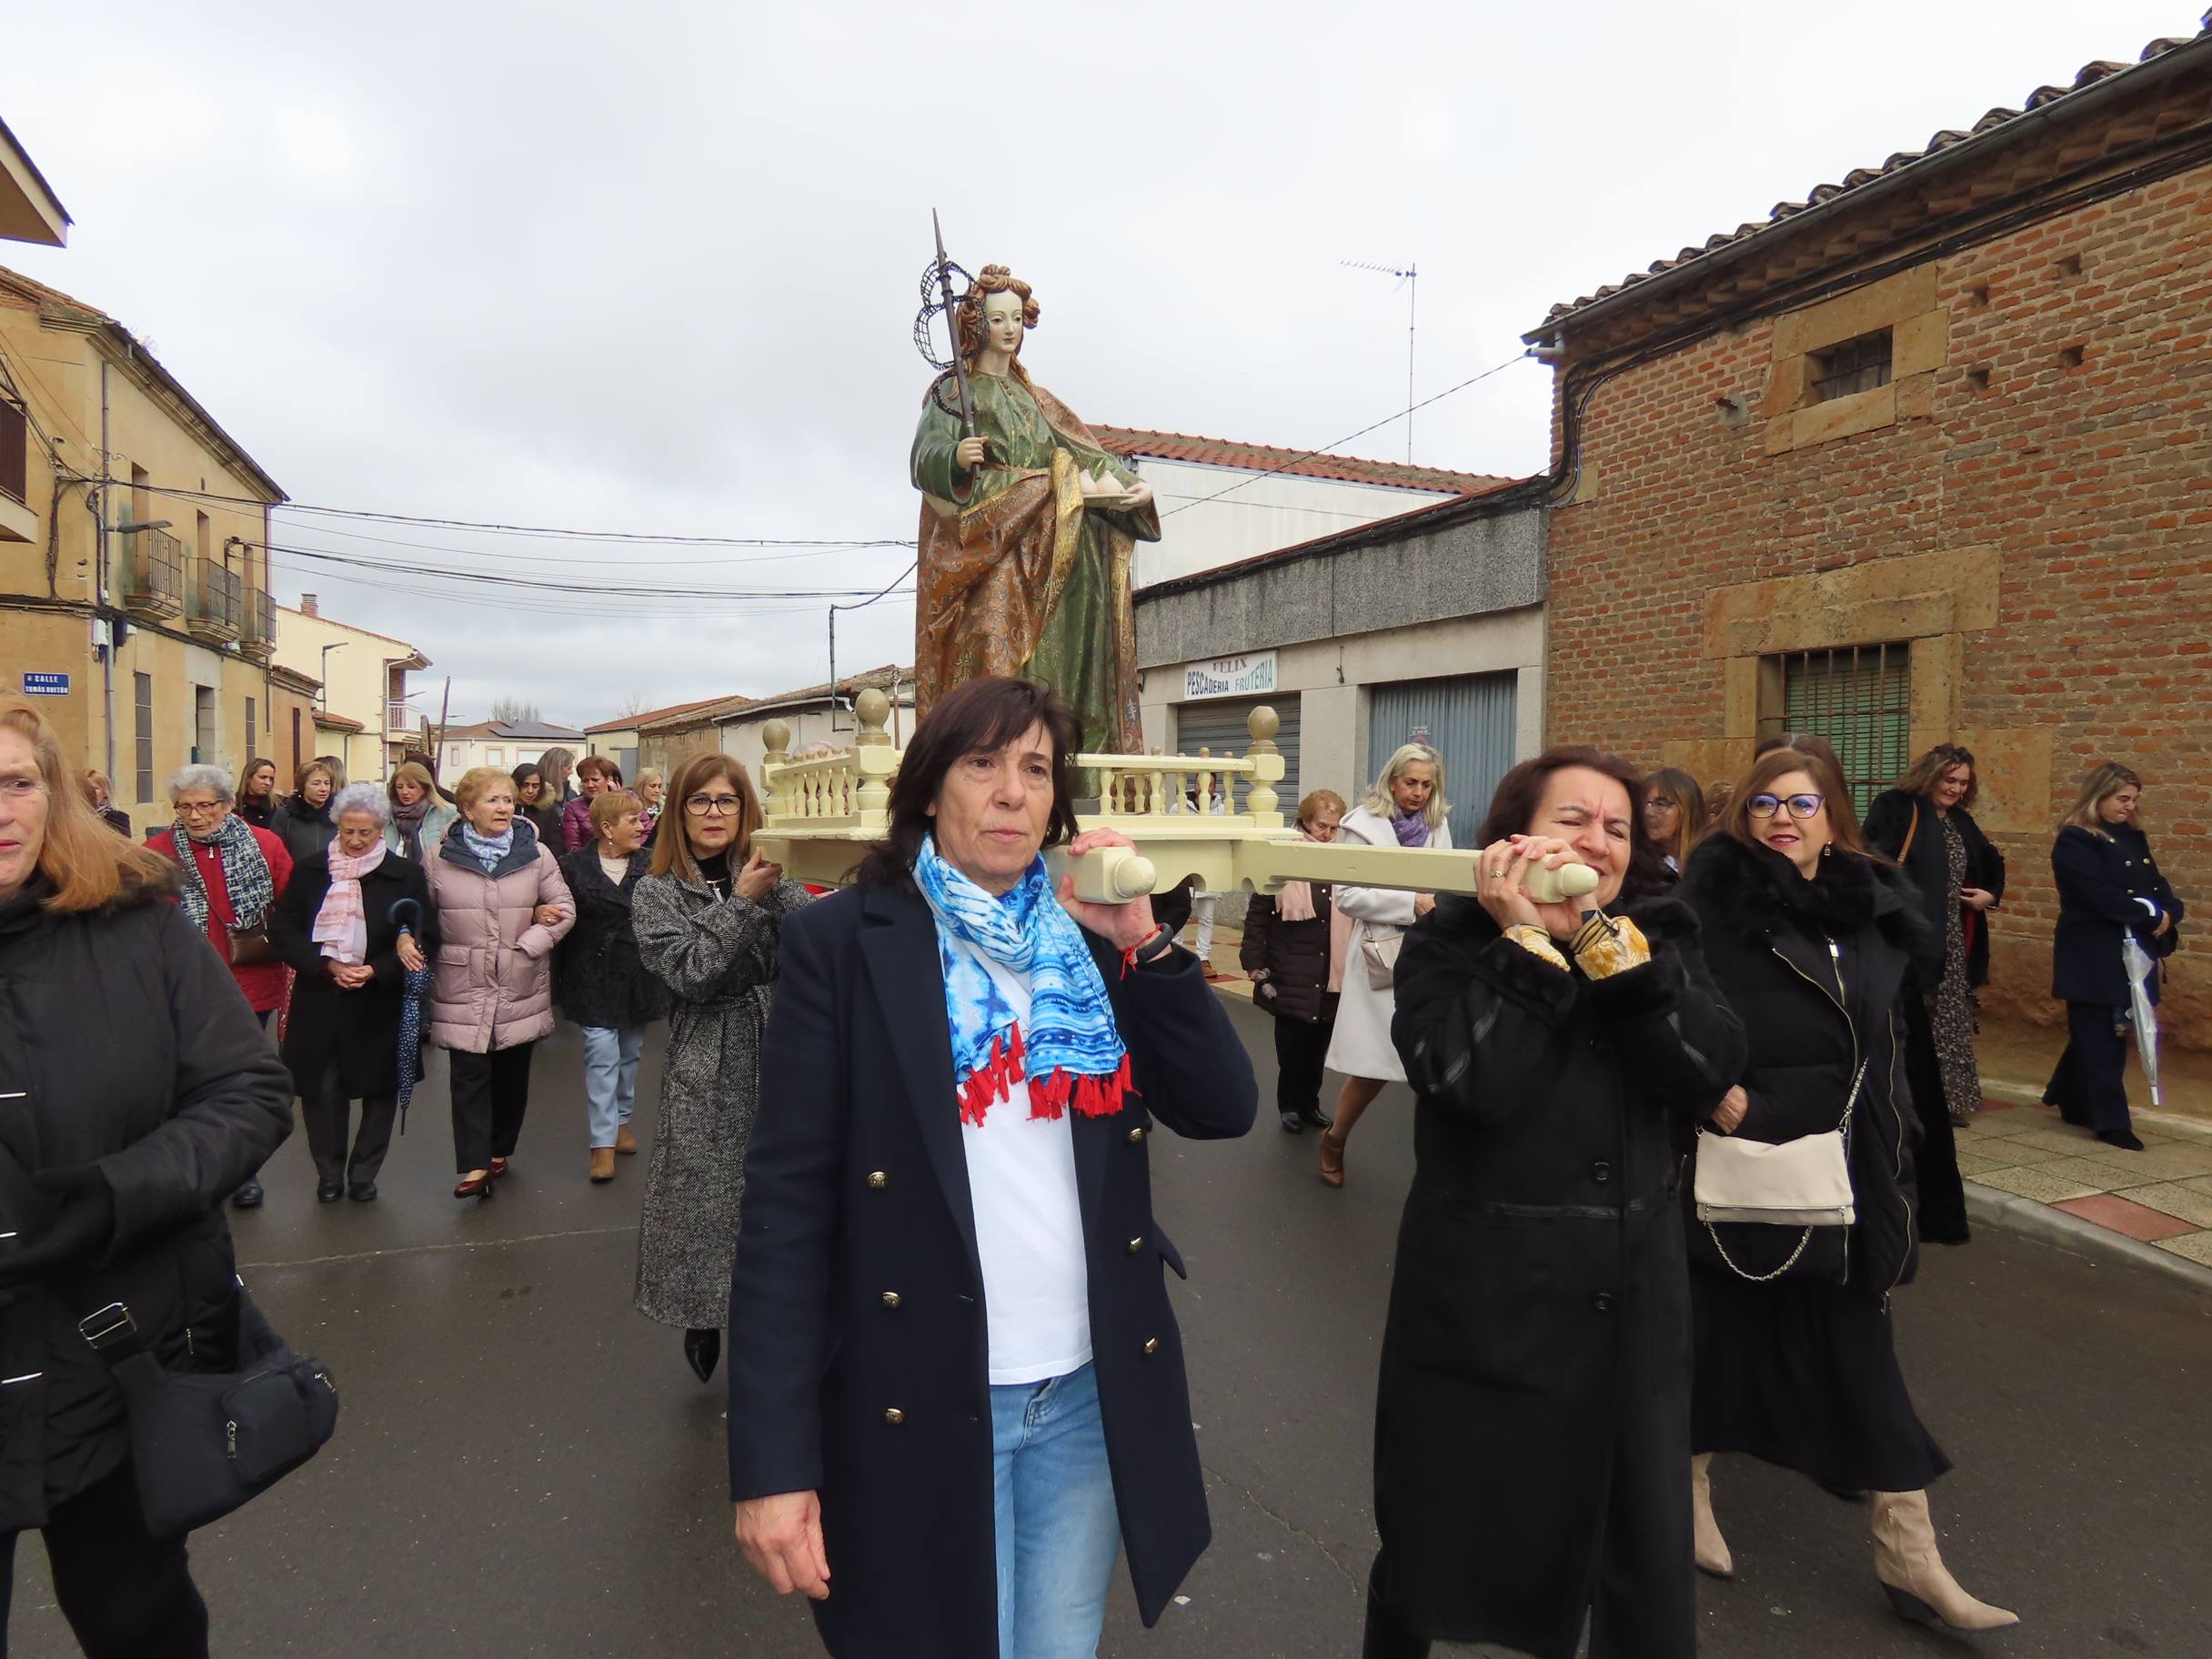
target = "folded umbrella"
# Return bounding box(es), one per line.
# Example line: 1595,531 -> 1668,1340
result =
2121,930 -> 2163,1110
387,898 -> 434,1133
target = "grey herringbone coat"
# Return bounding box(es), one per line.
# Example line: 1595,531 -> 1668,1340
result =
631,870 -> 812,1329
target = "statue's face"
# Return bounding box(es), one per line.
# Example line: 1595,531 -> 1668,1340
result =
980,289 -> 1025,357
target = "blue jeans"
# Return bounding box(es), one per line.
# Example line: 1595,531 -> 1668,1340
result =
990,1362 -> 1120,1659
580,1025 -> 645,1148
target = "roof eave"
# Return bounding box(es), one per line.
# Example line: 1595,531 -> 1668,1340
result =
0,116 -> 70,246
1525,33 -> 2212,346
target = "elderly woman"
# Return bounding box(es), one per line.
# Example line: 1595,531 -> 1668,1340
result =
561,755 -> 617,852
1242,788 -> 1350,1133
268,782 -> 437,1203
236,757 -> 280,830
1372,748 -> 1744,1659
146,764 -> 294,1211
728,676 -> 1257,1659
631,753 -> 809,1382
270,759 -> 339,867
79,769 -> 131,838
1318,742 -> 1453,1187
385,760 -> 458,862
513,761 -> 562,845
0,696 -> 292,1652
424,766 -> 575,1198
558,790 -> 669,1183
2045,763 -> 2185,1151
1682,749 -> 2016,1635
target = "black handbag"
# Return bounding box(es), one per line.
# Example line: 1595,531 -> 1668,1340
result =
77,1289 -> 340,1540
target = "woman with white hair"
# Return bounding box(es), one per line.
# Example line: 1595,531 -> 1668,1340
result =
268,783 -> 437,1202
146,763 -> 294,1210
1317,742 -> 1452,1188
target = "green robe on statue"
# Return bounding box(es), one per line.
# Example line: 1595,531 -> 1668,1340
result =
911,369 -> 1161,756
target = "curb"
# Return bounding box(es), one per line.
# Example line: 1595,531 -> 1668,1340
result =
1962,1181 -> 2212,1299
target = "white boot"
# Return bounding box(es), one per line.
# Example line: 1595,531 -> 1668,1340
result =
1870,1490 -> 2020,1632
1691,1453 -> 1733,1580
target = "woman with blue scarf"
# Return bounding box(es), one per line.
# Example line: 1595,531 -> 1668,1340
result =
728,676 -> 1257,1659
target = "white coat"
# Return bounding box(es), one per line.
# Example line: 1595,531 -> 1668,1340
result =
1323,804 -> 1454,1081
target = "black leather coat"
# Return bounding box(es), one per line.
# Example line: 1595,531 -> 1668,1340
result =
0,880 -> 294,1527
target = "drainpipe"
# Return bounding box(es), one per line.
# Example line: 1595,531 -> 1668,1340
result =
98,361 -> 115,782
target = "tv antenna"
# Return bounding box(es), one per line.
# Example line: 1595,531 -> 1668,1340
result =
1342,259 -> 1417,464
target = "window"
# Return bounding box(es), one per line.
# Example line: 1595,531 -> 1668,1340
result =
134,672 -> 155,801
0,398 -> 26,507
486,747 -> 503,766
1809,329 -> 1893,403
193,685 -> 216,766
1772,644 -> 1911,815
246,696 -> 257,748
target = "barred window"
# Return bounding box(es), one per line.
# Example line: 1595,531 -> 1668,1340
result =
1772,644 -> 1911,814
1809,330 -> 1893,403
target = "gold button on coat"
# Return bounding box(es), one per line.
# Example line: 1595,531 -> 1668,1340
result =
866,1171 -> 888,1190
1126,1236 -> 1144,1254
881,1291 -> 901,1310
884,1407 -> 905,1425
1127,1125 -> 1148,1143
1141,1337 -> 1161,1357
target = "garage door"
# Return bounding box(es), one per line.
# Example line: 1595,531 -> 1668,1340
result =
1172,694 -> 1301,814
1367,672 -> 1516,848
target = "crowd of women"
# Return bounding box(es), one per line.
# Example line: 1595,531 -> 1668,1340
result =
0,669 -> 2187,1658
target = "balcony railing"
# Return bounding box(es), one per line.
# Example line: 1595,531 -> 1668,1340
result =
119,528 -> 186,618
239,588 -> 277,661
188,558 -> 242,641
386,700 -> 414,736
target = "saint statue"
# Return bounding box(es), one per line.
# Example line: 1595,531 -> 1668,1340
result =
910,264 -> 1161,756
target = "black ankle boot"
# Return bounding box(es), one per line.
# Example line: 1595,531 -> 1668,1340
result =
683,1327 -> 721,1383
1362,1590 -> 1431,1659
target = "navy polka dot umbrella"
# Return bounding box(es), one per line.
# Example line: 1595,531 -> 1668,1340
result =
387,897 -> 434,1132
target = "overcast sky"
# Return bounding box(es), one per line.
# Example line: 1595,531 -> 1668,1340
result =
3,1 -> 2197,727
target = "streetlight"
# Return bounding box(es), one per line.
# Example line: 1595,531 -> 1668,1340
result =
320,642 -> 347,709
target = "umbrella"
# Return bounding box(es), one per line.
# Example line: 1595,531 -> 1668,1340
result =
388,898 -> 434,1132
2122,926 -> 2164,1110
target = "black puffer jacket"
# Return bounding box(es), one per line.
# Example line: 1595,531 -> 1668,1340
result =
1680,836 -> 1937,1294
0,877 -> 295,1527
269,793 -> 337,866
1238,883 -> 1335,1023
555,848 -> 670,1031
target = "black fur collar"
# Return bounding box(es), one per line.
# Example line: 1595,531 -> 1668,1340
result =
1682,832 -> 1929,955
1432,889 -> 1703,948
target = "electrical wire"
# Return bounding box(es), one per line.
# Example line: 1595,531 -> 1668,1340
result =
253,540 -> 917,600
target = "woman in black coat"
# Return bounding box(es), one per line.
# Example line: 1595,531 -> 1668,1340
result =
1241,788 -> 1348,1132
0,695 -> 295,1654
1373,748 -> 1745,1659
1864,745 -> 2006,1242
2044,763 -> 2184,1151
268,759 -> 340,867
267,783 -> 437,1204
727,678 -> 1256,1659
557,792 -> 669,1183
1679,748 -> 2015,1635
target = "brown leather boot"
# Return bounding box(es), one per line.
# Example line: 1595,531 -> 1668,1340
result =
1870,1490 -> 2019,1632
1692,1453 -> 1734,1579
615,1123 -> 638,1155
588,1147 -> 617,1183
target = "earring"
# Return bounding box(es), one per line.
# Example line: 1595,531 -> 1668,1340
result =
1821,842 -> 1834,859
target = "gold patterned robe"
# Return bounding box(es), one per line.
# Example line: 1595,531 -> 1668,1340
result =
910,368 -> 1161,755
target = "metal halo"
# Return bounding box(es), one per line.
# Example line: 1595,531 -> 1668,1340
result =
912,256 -> 976,371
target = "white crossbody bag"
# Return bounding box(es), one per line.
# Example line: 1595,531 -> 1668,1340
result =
1694,1061 -> 1864,1280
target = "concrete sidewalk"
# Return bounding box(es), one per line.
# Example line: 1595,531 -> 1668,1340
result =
1195,921 -> 2212,1293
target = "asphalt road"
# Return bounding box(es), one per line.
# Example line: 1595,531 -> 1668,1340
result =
11,1000 -> 2212,1657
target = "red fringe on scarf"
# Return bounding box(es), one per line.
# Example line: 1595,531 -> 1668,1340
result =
956,1022 -> 1130,1128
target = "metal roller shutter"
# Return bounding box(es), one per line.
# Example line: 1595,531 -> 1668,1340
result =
1171,695 -> 1302,813
1367,672 -> 1517,849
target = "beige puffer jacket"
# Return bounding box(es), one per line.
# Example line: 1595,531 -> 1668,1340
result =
422,819 -> 576,1053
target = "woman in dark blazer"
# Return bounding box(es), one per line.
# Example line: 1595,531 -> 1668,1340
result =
1865,745 -> 2006,1242
2045,763 -> 2184,1151
1240,788 -> 1348,1132
1681,748 -> 2016,1637
727,677 -> 1256,1659
267,783 -> 437,1203
1374,747 -> 1745,1659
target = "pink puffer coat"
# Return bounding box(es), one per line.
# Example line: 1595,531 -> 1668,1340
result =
422,820 -> 576,1053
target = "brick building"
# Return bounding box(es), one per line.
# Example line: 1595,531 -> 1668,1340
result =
1525,24 -> 2212,1042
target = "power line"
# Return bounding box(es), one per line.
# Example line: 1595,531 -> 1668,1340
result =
254,540 -> 919,601
263,517 -> 910,567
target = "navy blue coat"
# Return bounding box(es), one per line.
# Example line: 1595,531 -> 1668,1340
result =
2050,822 -> 2183,1007
726,881 -> 1257,1659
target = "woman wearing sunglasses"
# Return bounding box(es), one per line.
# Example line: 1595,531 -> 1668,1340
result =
1677,749 -> 2017,1636
631,752 -> 810,1383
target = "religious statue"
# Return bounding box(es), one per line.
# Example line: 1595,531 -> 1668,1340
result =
910,246 -> 1160,756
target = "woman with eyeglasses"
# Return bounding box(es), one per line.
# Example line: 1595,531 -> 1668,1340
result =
1241,789 -> 1350,1132
631,752 -> 810,1382
1678,749 -> 2016,1637
1642,768 -> 1705,880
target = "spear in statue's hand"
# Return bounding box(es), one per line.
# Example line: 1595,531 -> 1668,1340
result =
932,209 -> 977,443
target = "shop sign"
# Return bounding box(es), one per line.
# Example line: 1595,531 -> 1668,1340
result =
1181,653 -> 1276,701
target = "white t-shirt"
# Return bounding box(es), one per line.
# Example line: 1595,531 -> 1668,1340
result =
950,939 -> 1094,1386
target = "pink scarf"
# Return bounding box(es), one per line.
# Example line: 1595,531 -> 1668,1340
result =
312,840 -> 387,963
1276,880 -> 1318,922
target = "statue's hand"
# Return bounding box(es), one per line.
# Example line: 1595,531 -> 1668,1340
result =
955,436 -> 990,470
1121,478 -> 1154,512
